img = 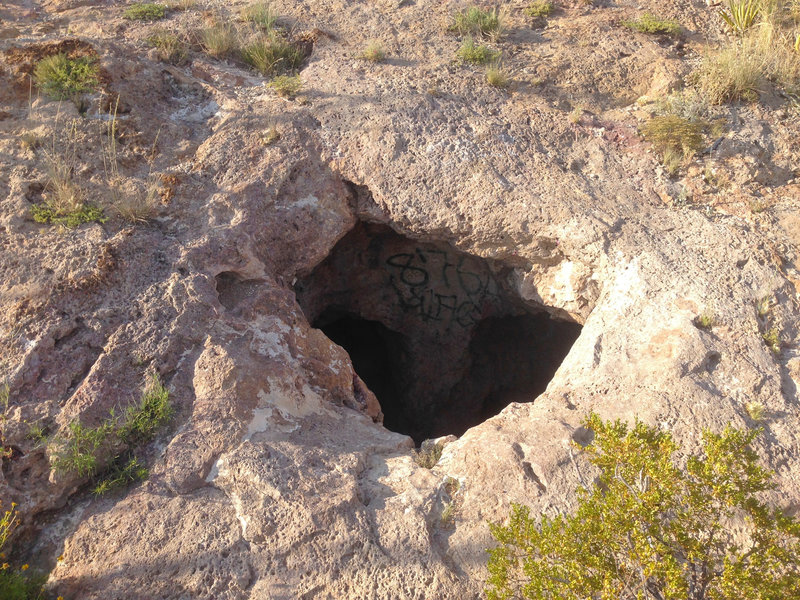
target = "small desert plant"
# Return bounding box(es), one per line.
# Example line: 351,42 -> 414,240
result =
745,400 -> 766,421
524,1 -> 553,18
720,0 -> 762,35
756,295 -> 772,317
93,456 -> 148,495
456,36 -> 500,64
622,12 -> 681,35
694,39 -> 764,103
763,326 -> 781,354
360,41 -> 386,63
487,414 -> 800,600
50,420 -> 115,476
486,64 -> 510,88
123,2 -> 167,20
450,6 -> 506,39
641,115 -> 704,174
33,54 -> 99,100
147,28 -> 187,64
200,22 -> 239,58
118,374 -> 173,445
413,440 -> 444,469
241,1 -> 276,30
440,501 -> 456,528
241,34 -> 303,76
0,502 -> 46,600
25,422 -> 49,448
268,73 -> 302,97
694,311 -> 715,330
34,126 -> 107,228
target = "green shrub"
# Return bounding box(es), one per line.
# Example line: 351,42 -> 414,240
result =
118,374 -> 173,445
694,311 -> 715,330
267,74 -> 302,97
524,1 -> 553,18
241,34 -> 303,76
241,1 -> 276,29
720,0 -> 761,35
487,414 -> 800,600
763,327 -> 781,354
31,203 -> 106,228
147,28 -> 187,64
622,12 -> 681,35
456,36 -> 500,64
693,39 -> 764,104
33,54 -> 99,100
123,2 -> 167,20
93,456 -> 148,495
50,420 -> 115,476
450,6 -> 506,39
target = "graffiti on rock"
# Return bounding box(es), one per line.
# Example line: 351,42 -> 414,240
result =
386,249 -> 501,327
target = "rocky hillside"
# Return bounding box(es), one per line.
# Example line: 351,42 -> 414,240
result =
1,0 -> 799,598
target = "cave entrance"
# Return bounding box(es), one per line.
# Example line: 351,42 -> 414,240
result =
295,222 -> 582,445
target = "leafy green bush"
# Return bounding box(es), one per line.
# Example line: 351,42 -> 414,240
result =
450,6 -> 506,39
33,54 -> 99,100
123,2 -> 167,21
487,414 -> 800,600
622,12 -> 681,35
456,36 -> 500,64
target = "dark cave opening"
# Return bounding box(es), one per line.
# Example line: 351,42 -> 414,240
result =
296,222 -> 582,445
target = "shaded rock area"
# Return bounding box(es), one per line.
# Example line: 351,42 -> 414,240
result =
0,0 -> 798,598
297,221 -> 582,442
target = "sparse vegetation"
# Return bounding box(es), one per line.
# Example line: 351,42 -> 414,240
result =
487,414 -> 800,600
694,3 -> 800,104
241,1 -> 276,30
456,36 -> 500,64
146,28 -> 187,64
524,1 -> 553,18
440,501 -> 456,528
694,311 -> 715,330
200,22 -> 239,58
118,374 -> 173,445
745,400 -> 766,421
123,2 -> 167,21
0,503 -> 46,600
763,326 -> 781,354
756,295 -> 772,318
486,64 -> 510,88
360,41 -> 386,63
241,34 -> 304,76
641,115 -> 705,175
50,374 -> 171,485
413,440 -> 444,469
622,12 -> 681,36
93,456 -> 148,496
450,6 -> 506,39
33,54 -> 99,101
720,0 -> 762,35
50,420 -> 115,477
268,74 -> 302,97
